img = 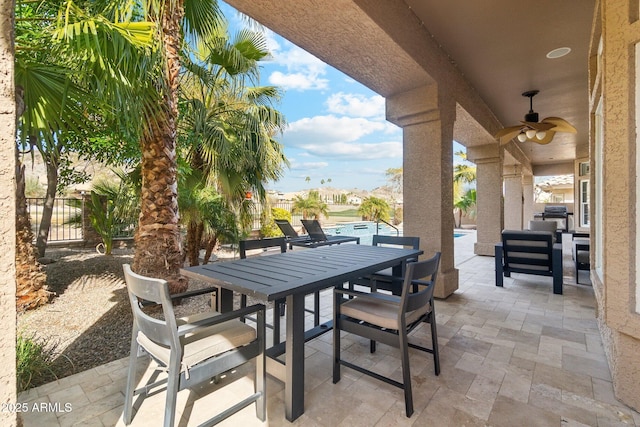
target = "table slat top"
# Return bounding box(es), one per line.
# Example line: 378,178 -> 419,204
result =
181,244 -> 422,301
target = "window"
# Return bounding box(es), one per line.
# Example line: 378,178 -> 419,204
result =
579,162 -> 590,177
579,179 -> 590,227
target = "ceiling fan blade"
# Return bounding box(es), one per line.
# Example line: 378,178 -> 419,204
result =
541,117 -> 577,133
520,121 -> 556,131
495,125 -> 523,144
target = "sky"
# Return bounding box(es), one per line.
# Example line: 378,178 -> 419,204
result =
221,2 -> 404,193
221,3 -> 465,194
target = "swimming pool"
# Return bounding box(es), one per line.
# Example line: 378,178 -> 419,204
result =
324,221 -> 396,246
324,221 -> 468,246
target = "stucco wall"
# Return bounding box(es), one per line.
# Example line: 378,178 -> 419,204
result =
591,0 -> 640,411
0,0 -> 17,425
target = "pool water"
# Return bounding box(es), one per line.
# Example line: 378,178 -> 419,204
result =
324,221 -> 396,246
324,222 -> 468,246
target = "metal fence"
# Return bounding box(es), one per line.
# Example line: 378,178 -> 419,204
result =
25,198 -> 361,243
26,197 -> 83,242
250,201 -> 302,230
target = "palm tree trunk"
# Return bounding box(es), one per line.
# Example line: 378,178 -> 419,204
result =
15,161 -> 50,311
15,86 -> 49,311
35,150 -> 59,257
185,221 -> 200,267
132,0 -> 187,294
203,234 -> 218,264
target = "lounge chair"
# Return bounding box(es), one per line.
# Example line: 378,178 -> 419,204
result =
495,229 -> 563,294
276,219 -> 359,248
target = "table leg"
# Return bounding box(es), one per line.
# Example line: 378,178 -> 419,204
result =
285,292 -> 305,421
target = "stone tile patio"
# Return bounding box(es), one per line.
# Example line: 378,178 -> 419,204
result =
18,233 -> 640,426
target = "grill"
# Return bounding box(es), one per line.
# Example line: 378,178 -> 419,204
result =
542,206 -> 569,231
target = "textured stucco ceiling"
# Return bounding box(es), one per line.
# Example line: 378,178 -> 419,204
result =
225,0 -> 595,168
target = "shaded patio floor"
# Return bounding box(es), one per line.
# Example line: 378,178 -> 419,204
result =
18,232 -> 640,426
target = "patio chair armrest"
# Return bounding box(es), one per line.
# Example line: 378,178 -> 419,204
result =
177,303 -> 266,335
334,288 -> 400,304
139,286 -> 218,307
171,286 -> 218,301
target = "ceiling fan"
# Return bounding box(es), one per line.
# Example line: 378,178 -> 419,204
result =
495,90 -> 577,145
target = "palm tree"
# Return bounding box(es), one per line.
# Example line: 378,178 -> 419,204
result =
292,190 -> 328,220
453,150 -> 477,228
14,0 -> 155,308
358,196 -> 391,222
178,24 -> 287,264
131,0 -> 221,293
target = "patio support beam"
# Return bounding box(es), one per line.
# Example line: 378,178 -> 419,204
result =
387,84 -> 458,298
467,145 -> 504,256
503,165 -> 524,230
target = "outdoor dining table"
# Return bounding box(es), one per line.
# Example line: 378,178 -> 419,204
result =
181,243 -> 423,422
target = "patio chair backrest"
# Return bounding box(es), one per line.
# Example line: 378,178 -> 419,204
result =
501,230 -> 554,272
373,235 -> 420,263
275,219 -> 299,238
401,252 -> 440,315
239,237 -> 287,259
122,264 -> 179,349
301,219 -> 328,242
528,220 -> 558,242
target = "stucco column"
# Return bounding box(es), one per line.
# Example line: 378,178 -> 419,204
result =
0,1 -> 17,425
467,145 -> 503,256
522,174 -> 534,226
503,165 -> 524,230
387,84 -> 458,298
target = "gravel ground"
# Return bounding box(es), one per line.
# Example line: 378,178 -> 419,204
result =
17,247 -> 235,387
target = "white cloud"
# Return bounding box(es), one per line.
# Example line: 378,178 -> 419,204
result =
269,71 -> 328,91
284,115 -> 399,146
325,92 -> 385,118
263,38 -> 329,91
288,160 -> 329,171
299,141 -> 402,160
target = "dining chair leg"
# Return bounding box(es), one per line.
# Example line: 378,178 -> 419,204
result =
273,300 -> 282,346
399,332 -> 414,417
313,291 -> 320,326
333,292 -> 341,384
164,358 -> 181,427
370,340 -> 376,353
240,294 -> 248,322
123,337 -> 139,425
430,310 -> 440,376
256,310 -> 266,421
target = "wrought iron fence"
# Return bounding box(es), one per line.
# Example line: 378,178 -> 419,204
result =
26,197 -> 83,242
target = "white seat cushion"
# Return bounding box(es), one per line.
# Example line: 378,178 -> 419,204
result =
340,295 -> 429,330
137,311 -> 257,370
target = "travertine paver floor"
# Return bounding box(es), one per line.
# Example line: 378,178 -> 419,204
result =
18,233 -> 640,426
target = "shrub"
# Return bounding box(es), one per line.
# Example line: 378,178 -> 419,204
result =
260,207 -> 291,237
16,334 -> 62,392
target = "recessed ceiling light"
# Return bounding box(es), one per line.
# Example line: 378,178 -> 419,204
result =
546,47 -> 571,59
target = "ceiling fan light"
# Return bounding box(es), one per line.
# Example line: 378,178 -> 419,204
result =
525,129 -> 537,139
536,131 -> 547,140
517,133 -> 528,142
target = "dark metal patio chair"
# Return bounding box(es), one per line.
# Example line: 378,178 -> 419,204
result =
333,252 -> 441,417
495,230 -> 563,294
239,237 -> 287,345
